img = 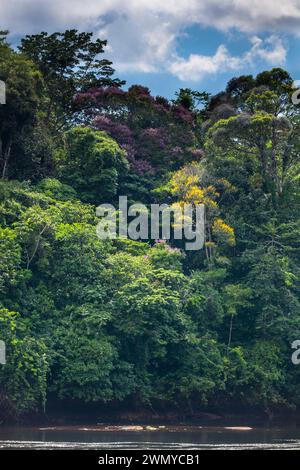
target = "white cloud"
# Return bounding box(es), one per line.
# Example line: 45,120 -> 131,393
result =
169,46 -> 242,81
169,35 -> 287,81
0,0 -> 296,79
246,36 -> 287,64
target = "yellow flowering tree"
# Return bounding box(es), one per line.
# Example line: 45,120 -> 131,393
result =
168,162 -> 235,265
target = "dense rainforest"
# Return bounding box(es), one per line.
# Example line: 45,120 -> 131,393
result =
0,30 -> 299,422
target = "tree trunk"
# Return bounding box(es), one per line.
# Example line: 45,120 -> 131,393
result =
227,314 -> 234,352
1,137 -> 12,179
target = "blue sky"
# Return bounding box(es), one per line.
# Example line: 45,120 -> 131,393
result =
2,0 -> 300,98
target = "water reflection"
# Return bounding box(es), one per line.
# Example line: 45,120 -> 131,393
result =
0,426 -> 300,449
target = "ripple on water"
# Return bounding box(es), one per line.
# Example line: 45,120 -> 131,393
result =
1,440 -> 300,450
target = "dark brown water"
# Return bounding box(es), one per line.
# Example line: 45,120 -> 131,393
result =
1,425 -> 300,449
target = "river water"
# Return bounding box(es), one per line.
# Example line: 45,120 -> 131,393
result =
1,425 -> 300,449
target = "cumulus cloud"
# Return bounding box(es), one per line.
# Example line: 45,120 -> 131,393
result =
246,36 -> 288,64
169,35 -> 287,81
0,0 -> 296,78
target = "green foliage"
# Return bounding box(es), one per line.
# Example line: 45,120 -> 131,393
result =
0,33 -> 299,420
19,29 -> 124,133
0,37 -> 44,179
0,309 -> 48,418
58,126 -> 128,204
0,228 -> 23,294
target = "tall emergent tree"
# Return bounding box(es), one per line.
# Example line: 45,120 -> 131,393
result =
19,30 -> 125,134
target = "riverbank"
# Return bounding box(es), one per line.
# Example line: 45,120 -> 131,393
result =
2,396 -> 300,427
6,406 -> 300,429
